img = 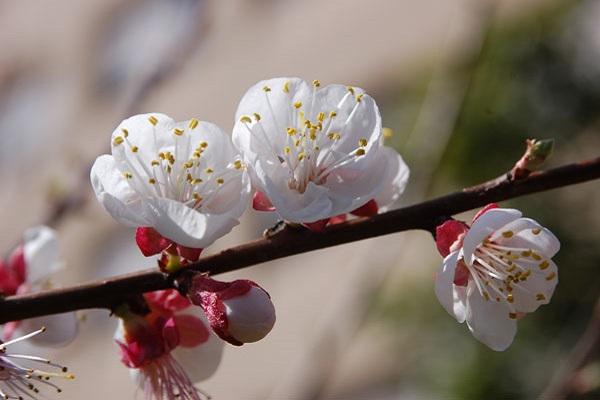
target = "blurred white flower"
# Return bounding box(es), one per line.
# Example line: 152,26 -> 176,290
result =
0,327 -> 74,399
434,204 -> 560,351
233,77 -> 408,225
0,226 -> 77,347
91,113 -> 251,249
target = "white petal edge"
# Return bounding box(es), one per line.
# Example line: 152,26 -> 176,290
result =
465,283 -> 517,351
490,217 -> 560,258
142,197 -> 240,248
90,154 -> 148,227
434,251 -> 467,323
22,226 -> 61,285
375,146 -> 410,212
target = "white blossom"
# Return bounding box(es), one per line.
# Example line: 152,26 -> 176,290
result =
0,226 -> 77,347
91,113 -> 251,248
435,207 -> 560,351
232,77 -> 404,223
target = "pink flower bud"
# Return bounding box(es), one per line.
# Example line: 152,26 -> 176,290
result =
189,276 -> 276,346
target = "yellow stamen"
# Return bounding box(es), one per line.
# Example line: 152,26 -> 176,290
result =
188,118 -> 199,129
283,81 -> 290,93
148,115 -> 158,126
173,128 -> 184,136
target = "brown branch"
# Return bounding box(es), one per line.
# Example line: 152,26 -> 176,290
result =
0,156 -> 599,324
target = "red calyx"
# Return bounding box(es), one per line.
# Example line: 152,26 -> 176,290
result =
350,199 -> 379,217
435,219 -> 469,257
472,203 -> 499,223
252,191 -> 276,212
136,227 -> 203,262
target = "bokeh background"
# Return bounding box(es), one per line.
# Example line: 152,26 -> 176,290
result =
0,0 -> 599,399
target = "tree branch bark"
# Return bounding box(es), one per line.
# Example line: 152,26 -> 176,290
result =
0,156 -> 598,324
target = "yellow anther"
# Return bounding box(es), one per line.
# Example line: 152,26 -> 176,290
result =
184,161 -> 194,169
539,261 -> 550,270
314,145 -> 320,151
297,152 -> 305,161
536,293 -> 546,301
309,128 -> 317,140
507,293 -> 514,303
502,230 -> 514,238
317,112 -> 325,122
329,111 -> 337,118
263,86 -> 271,92
151,160 -> 160,166
359,137 -> 368,147
347,86 -> 355,95
216,178 -> 224,185
159,152 -> 166,160
192,178 -> 202,185
293,101 -> 302,109
205,168 -> 214,174
234,160 -> 243,169
531,253 -> 542,261
508,312 -> 517,320
521,250 -> 532,257
287,127 -> 297,136
283,81 -> 290,93
304,120 -> 312,128
193,151 -> 201,158
532,228 -> 541,235
284,146 -> 291,154
356,93 -> 364,102
173,128 -> 184,136
545,271 -> 556,281
113,136 -> 124,146
123,172 -> 133,179
193,193 -> 202,201
188,118 -> 199,129
327,132 -> 341,140
187,173 -> 193,182
382,127 -> 393,139
294,139 -> 301,147
312,79 -> 321,87
121,128 -> 129,137
355,148 -> 366,156
200,142 -> 208,148
131,145 -> 139,153
148,115 -> 158,126
240,115 -> 253,123
148,178 -> 156,184
253,112 -> 261,121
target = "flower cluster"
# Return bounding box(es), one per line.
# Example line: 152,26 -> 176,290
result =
0,226 -> 77,347
434,204 -> 560,350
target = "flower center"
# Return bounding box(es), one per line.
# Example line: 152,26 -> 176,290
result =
461,236 -> 556,319
112,117 -> 244,210
240,81 -> 369,193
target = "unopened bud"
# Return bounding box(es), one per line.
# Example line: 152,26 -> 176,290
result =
189,276 -> 276,346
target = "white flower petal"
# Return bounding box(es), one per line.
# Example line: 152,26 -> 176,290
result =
434,251 -> 467,323
22,226 -> 60,285
20,313 -> 78,347
90,154 -> 148,227
142,197 -> 239,248
463,208 -> 522,265
374,146 -> 410,212
465,283 -> 517,351
491,217 -> 560,258
508,258 -> 558,313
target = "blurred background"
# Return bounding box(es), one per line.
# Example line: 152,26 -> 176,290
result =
0,0 -> 599,398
